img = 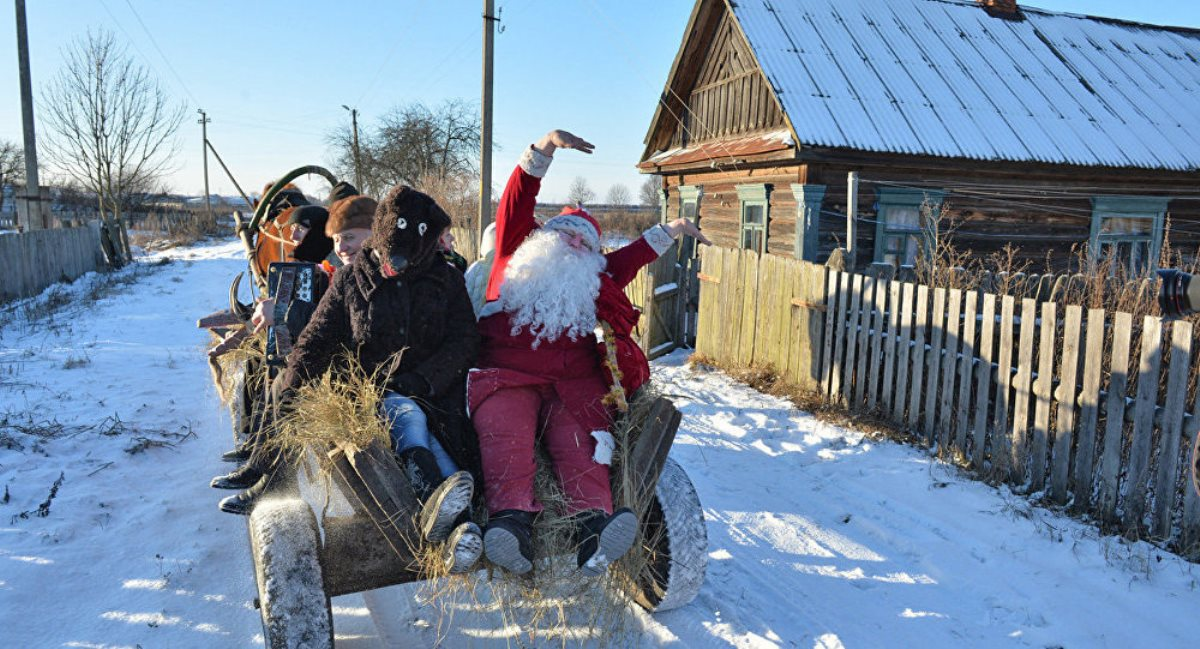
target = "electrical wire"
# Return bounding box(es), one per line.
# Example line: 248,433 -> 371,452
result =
121,0 -> 200,107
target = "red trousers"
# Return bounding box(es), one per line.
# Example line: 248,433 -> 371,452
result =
472,380 -> 613,516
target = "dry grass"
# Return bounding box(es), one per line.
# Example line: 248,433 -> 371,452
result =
129,210 -> 229,251
259,354 -> 394,471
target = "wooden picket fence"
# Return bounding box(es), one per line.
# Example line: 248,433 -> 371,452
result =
1,224 -> 106,303
697,246 -> 1200,551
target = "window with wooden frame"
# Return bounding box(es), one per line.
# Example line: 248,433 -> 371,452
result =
736,184 -> 771,254
873,187 -> 945,267
1089,196 -> 1168,276
676,185 -> 702,259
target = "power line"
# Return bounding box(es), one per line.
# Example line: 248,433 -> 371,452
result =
121,0 -> 200,106
95,0 -> 196,107
355,1 -> 433,107
582,0 -> 748,173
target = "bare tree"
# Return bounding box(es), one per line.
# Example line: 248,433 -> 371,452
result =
567,176 -> 595,207
328,99 -> 480,199
640,175 -> 661,208
606,183 -> 631,206
0,140 -> 24,217
40,29 -> 185,264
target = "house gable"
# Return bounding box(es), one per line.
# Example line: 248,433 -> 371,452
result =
641,0 -> 791,165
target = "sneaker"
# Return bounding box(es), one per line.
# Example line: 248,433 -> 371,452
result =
210,463 -> 263,490
576,508 -> 638,576
443,521 -> 484,574
418,471 -> 474,543
483,509 -> 534,575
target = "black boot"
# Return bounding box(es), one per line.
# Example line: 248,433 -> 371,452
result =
484,509 -> 534,575
217,469 -> 283,516
219,444 -> 252,463
397,447 -> 442,501
210,462 -> 263,490
397,447 -> 474,543
576,507 -> 638,576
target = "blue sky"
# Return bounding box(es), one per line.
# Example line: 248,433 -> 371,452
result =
2,0 -> 1198,204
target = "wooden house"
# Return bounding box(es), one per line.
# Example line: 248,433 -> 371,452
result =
638,0 -> 1200,274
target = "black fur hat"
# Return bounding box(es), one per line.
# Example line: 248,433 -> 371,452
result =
371,185 -> 451,277
288,205 -> 334,263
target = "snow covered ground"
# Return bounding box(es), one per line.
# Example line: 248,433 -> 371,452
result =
2,239 -> 1200,648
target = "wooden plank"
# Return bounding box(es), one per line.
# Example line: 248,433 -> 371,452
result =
752,254 -> 773,368
893,283 -> 915,424
1151,321 -> 1192,538
906,285 -> 929,432
1097,312 -> 1134,523
921,288 -> 946,443
867,278 -> 889,411
820,267 -> 840,397
720,246 -> 740,366
1030,301 -> 1057,494
1072,308 -> 1106,510
1008,298 -> 1038,486
878,280 -> 902,414
841,273 -> 865,406
992,296 -> 1017,476
938,289 -> 963,454
1123,316 -> 1163,531
972,293 -> 997,469
694,249 -> 712,358
773,257 -> 792,376
954,290 -> 978,455
829,272 -> 850,400
1048,305 -> 1081,505
853,276 -> 876,408
738,249 -> 759,367
1179,377 -> 1200,547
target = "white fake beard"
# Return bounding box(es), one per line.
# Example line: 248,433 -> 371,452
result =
499,229 -> 606,347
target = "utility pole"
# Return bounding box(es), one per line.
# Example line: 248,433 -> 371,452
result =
14,0 -> 43,230
846,171 -> 859,271
342,104 -> 362,189
479,0 -> 496,244
198,109 -> 212,220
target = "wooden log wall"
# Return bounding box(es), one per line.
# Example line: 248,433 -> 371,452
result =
0,225 -> 105,303
658,161 -> 1200,272
696,245 -> 1200,551
664,167 -> 806,257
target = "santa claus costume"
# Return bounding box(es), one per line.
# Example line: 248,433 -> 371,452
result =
469,143 -> 677,576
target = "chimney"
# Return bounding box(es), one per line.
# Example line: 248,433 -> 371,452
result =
977,0 -> 1022,19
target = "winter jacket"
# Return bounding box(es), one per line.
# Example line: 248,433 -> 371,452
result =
279,247 -> 482,477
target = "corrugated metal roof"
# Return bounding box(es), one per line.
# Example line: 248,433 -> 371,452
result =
731,0 -> 1200,170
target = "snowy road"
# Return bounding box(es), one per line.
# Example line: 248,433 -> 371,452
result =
2,240 -> 1199,648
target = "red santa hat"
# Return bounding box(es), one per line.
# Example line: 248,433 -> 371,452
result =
543,206 -> 602,252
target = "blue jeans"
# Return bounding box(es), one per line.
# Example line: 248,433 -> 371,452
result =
381,391 -> 458,478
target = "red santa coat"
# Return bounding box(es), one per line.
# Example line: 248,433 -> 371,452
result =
469,147 -> 674,428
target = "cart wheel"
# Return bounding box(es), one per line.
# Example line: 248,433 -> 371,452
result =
249,498 -> 334,649
631,457 -> 707,612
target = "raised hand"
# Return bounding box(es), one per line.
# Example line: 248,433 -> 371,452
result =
534,129 -> 595,156
663,217 -> 712,246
